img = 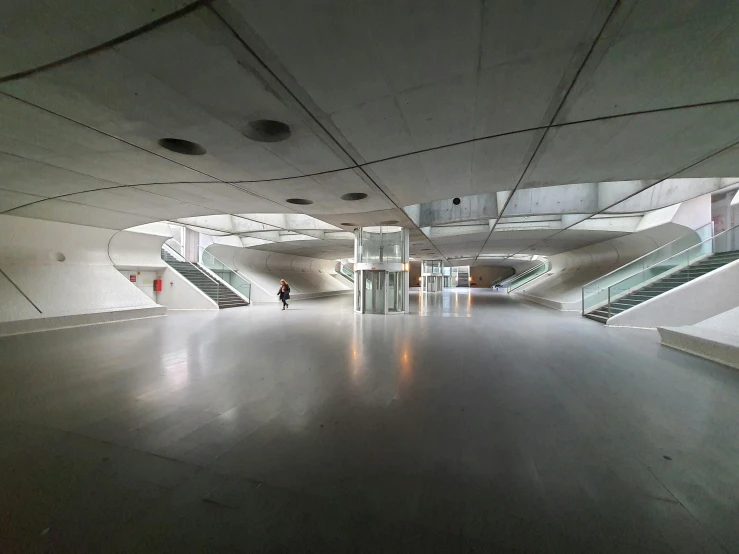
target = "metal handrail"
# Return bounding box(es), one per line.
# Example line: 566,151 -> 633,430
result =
580,222 -> 713,291
200,246 -> 252,302
607,222 -> 739,292
499,261 -> 545,287
163,241 -> 223,304
507,260 -> 550,293
162,242 -> 218,285
339,262 -> 355,281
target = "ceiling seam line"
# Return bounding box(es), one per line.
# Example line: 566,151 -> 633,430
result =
0,91 -> 299,214
2,93 -> 737,198
474,0 -> 623,263
0,0 -> 217,84
207,4 -> 449,262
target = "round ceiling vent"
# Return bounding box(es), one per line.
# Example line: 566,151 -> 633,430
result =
243,120 -> 292,143
158,138 -> 207,155
286,198 -> 313,205
340,192 -> 368,201
452,197 -> 461,205
380,220 -> 399,225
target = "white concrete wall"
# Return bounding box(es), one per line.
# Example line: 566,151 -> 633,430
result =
608,259 -> 739,328
110,227 -> 216,310
206,245 -> 352,303
0,215 -> 165,335
659,307 -> 739,369
514,223 -> 696,311
118,269 -> 158,302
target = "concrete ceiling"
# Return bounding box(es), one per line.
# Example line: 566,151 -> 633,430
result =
1,0 -> 738,262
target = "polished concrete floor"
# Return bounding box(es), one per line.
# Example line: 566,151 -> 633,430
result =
1,289 -> 739,553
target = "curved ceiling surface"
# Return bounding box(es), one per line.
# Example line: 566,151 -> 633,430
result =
1,0 -> 739,261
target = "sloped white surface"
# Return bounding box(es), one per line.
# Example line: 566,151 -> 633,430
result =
206,244 -> 351,303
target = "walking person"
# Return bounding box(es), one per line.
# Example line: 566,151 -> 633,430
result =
278,279 -> 291,310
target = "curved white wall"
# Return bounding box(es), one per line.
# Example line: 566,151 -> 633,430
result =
514,223 -> 697,311
660,306 -> 739,370
0,215 -> 165,335
206,245 -> 351,302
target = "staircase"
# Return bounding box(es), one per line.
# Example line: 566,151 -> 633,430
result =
586,250 -> 739,323
161,248 -> 248,309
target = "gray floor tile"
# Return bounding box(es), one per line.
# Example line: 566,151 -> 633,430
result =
1,291 -> 738,552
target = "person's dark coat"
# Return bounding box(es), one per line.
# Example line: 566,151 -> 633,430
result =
278,285 -> 290,300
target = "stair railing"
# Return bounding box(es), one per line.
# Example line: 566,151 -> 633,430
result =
162,240 -> 223,305
199,246 -> 251,303
338,262 -> 355,282
601,223 -> 739,318
581,222 -> 714,315
504,260 -> 550,293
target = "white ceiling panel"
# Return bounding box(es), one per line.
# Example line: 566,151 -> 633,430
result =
1,0 -> 737,260
480,0 -> 608,67
40,150 -> 208,185
676,144 -> 739,179
242,170 -> 394,215
1,48 -> 346,184
64,188 -> 219,220
0,94 -> 129,161
330,97 -> 413,162
523,104 -> 739,187
225,0 -> 481,112
368,144 -> 472,207
6,198 -> 157,230
113,11 -> 349,175
396,74 -> 477,152
0,0 -> 184,76
136,182 -> 287,214
313,209 -> 413,230
369,131 -> 537,206
0,154 -> 122,197
471,131 -> 540,194
0,188 -> 45,212
475,51 -> 574,138
557,1 -> 739,123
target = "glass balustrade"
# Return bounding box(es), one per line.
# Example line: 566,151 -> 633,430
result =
582,222 -> 713,314
199,247 -> 251,302
589,224 -> 739,317
505,261 -> 550,293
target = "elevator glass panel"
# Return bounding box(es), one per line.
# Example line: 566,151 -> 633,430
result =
387,272 -> 397,312
363,271 -> 385,314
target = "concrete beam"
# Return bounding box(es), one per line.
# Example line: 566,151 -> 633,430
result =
406,193 -> 498,227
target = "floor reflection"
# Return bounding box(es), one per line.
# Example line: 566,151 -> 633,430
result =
413,287 -> 487,317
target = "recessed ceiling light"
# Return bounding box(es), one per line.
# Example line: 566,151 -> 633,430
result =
243,120 -> 292,142
158,138 -> 206,155
340,192 -> 368,201
380,220 -> 399,225
286,198 -> 313,205
452,197 -> 461,205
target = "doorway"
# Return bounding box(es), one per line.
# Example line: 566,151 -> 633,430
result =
362,271 -> 385,314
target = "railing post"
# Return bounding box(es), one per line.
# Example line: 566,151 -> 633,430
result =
607,288 -> 611,320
